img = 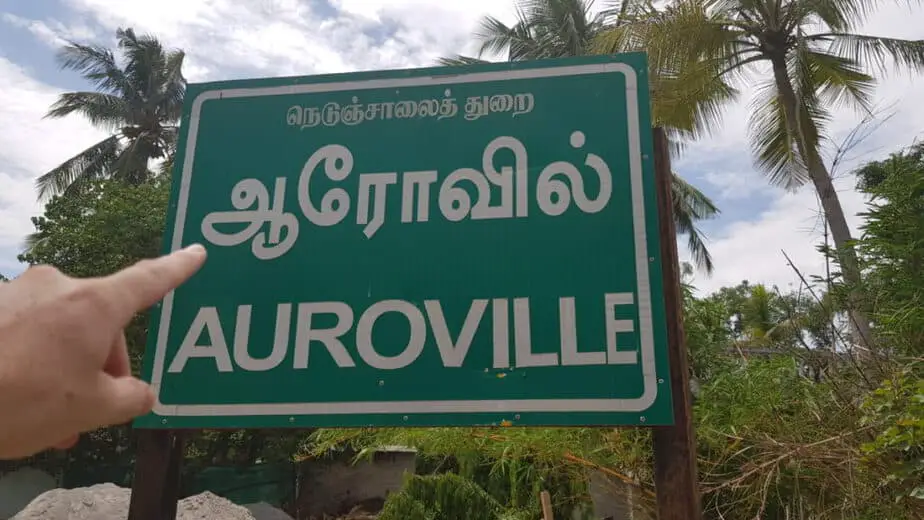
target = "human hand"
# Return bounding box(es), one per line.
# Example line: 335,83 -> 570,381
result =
0,245 -> 207,459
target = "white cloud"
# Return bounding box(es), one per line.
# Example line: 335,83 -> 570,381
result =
701,169 -> 774,200
683,178 -> 868,295
1,13 -> 98,48
0,173 -> 39,274
0,55 -> 106,275
57,0 -> 515,80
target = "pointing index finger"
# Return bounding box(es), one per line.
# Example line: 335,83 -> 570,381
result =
101,244 -> 207,322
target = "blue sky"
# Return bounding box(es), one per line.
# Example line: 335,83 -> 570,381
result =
0,0 -> 922,293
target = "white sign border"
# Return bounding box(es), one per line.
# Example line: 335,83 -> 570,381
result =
150,62 -> 660,418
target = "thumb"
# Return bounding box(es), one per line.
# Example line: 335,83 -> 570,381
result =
89,375 -> 156,427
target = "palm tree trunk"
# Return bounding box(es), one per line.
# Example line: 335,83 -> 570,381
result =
768,57 -> 875,354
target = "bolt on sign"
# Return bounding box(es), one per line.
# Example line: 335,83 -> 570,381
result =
135,52 -> 674,429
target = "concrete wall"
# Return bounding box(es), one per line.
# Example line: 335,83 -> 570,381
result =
0,468 -> 57,519
587,471 -> 653,520
296,450 -> 416,519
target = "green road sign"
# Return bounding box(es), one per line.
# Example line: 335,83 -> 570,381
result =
135,52 -> 674,429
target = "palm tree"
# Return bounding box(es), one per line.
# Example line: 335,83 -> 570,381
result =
740,283 -> 781,343
672,174 -> 721,272
439,0 -> 727,273
619,0 -> 924,349
36,27 -> 186,201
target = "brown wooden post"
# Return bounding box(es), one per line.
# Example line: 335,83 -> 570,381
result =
128,429 -> 185,520
540,490 -> 554,520
650,127 -> 703,520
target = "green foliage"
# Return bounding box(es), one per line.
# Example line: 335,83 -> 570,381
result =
313,270 -> 908,519
855,142 -> 924,356
378,473 -> 528,520
694,355 -> 900,519
19,178 -> 169,272
848,142 -> 924,506
683,282 -> 734,382
184,429 -> 306,468
671,173 -> 720,273
861,362 -> 924,503
695,279 -> 841,356
379,491 -> 433,520
309,426 -> 640,519
697,358 -> 825,439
